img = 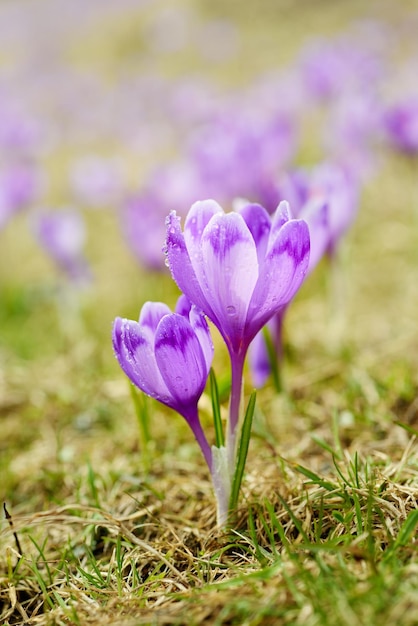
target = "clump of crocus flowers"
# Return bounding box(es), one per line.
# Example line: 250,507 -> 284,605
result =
113,198 -> 310,527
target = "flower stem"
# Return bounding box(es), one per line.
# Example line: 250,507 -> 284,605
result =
226,350 -> 246,473
211,445 -> 230,528
184,407 -> 213,471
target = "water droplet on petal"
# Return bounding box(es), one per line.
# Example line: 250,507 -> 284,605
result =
226,305 -> 236,316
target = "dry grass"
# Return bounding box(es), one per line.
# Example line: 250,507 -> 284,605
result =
2,433 -> 418,625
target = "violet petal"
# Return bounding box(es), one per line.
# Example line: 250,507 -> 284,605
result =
155,313 -> 209,406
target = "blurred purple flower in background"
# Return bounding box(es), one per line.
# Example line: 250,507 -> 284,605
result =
122,160 -> 202,270
0,163 -> 41,229
383,98 -> 418,155
33,208 -> 90,282
113,296 -> 214,469
307,163 -> 359,256
0,98 -> 44,155
188,110 -> 295,210
299,36 -> 382,103
249,162 -> 359,388
122,193 -> 169,271
324,92 -> 383,181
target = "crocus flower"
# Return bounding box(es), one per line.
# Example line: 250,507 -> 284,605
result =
298,37 -> 381,103
33,208 -> 90,282
323,91 -> 383,181
308,163 -> 358,257
121,160 -> 202,270
187,110 -> 295,209
0,101 -> 44,155
383,98 -> 418,156
165,199 -> 310,465
0,163 -> 41,230
112,297 -> 214,469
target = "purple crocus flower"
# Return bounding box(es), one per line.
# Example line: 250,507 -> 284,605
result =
33,208 -> 90,282
299,37 -> 382,103
383,98 -> 418,156
165,199 -> 310,462
308,163 -> 358,257
0,163 -> 41,229
188,110 -> 295,209
324,91 -> 383,181
0,101 -> 44,156
113,297 -> 214,469
122,160 -> 201,270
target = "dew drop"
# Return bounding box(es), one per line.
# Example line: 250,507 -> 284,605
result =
164,258 -> 170,267
226,305 -> 236,316
175,375 -> 183,382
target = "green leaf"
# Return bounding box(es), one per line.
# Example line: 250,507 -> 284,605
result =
210,368 -> 224,448
228,390 -> 257,518
311,435 -> 342,460
383,508 -> 418,562
294,463 -> 337,492
394,420 -> 418,438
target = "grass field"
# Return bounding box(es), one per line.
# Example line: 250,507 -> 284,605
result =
1,1 -> 418,624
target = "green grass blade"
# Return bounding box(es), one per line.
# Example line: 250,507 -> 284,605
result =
209,368 -> 224,448
277,494 -> 310,543
247,506 -> 269,566
383,508 -> 418,562
264,499 -> 291,551
394,420 -> 418,438
394,508 -> 418,548
228,391 -> 256,517
294,463 -> 337,492
311,435 -> 343,460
